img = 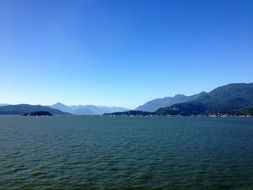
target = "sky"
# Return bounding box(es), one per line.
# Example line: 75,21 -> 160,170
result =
0,0 -> 253,108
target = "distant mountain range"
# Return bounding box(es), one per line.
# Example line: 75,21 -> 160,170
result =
50,103 -> 129,115
0,104 -> 68,115
0,103 -> 129,116
0,104 -> 9,107
136,92 -> 206,112
156,83 -> 253,116
109,83 -> 253,116
1,83 -> 253,116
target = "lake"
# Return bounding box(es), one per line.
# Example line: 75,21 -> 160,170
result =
0,116 -> 253,189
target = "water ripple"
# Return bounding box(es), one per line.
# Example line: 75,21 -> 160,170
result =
0,116 -> 253,189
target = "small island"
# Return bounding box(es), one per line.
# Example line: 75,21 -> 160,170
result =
23,111 -> 53,116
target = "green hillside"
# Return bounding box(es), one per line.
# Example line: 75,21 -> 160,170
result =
156,83 -> 253,116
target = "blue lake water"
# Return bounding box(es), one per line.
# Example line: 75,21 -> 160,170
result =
0,116 -> 253,189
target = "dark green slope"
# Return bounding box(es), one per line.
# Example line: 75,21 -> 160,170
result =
156,83 -> 253,115
0,104 -> 69,115
240,106 -> 253,116
104,110 -> 152,116
155,102 -> 207,116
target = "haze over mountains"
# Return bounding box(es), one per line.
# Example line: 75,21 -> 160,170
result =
156,83 -> 253,116
0,104 -> 68,115
1,83 -> 253,116
136,92 -> 206,112
50,103 -> 129,115
110,83 -> 253,116
0,104 -> 9,107
0,103 -> 129,116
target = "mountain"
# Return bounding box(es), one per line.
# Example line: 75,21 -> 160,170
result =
0,104 -> 9,107
136,92 -> 206,112
51,102 -> 74,113
156,83 -> 253,116
73,107 -> 95,115
104,110 -> 152,116
0,104 -> 68,115
82,105 -> 129,114
50,103 -> 129,115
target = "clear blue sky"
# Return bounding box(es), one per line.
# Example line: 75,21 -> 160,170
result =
0,0 -> 253,108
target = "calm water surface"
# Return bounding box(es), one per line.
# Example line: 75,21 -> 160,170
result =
0,116 -> 253,190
